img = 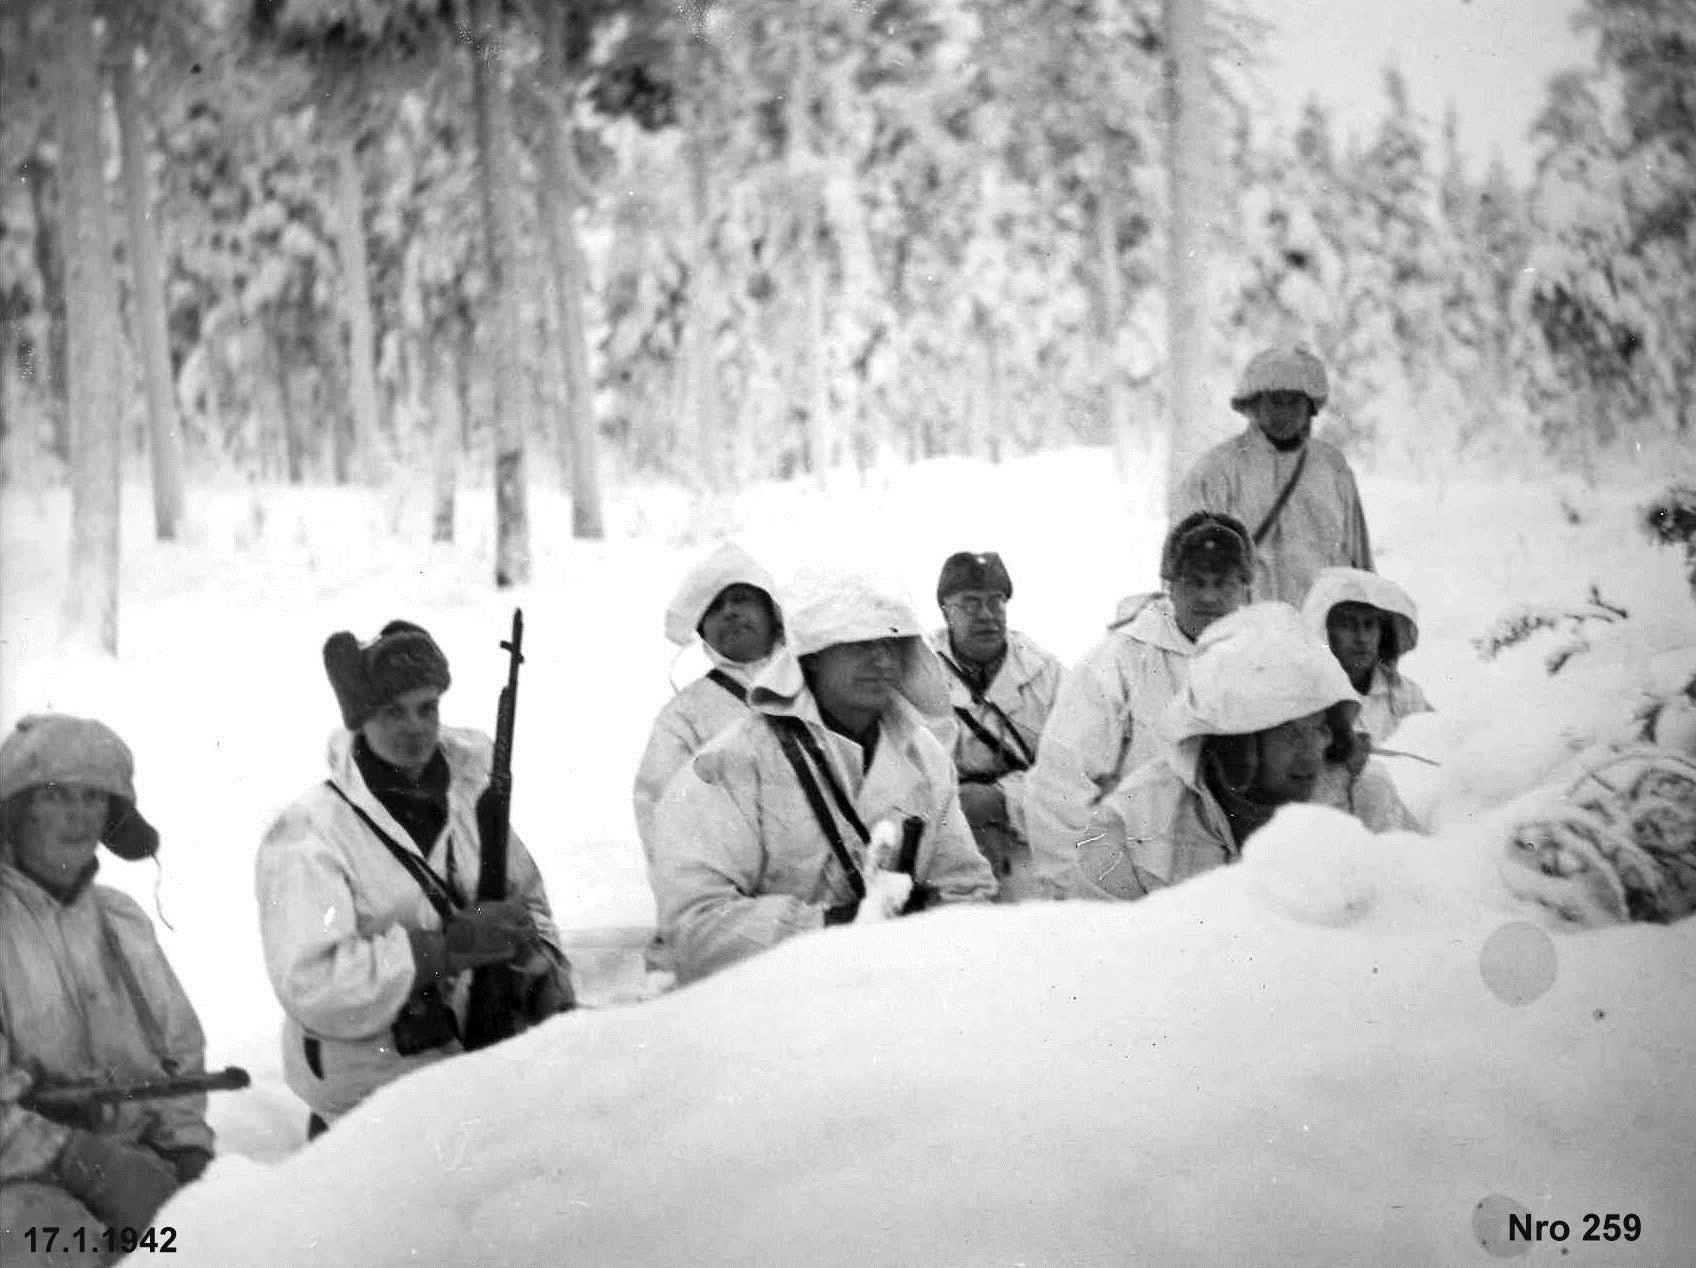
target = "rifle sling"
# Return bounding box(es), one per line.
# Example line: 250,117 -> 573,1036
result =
767,717 -> 867,900
325,782 -> 463,920
98,911 -> 172,1073
706,669 -> 749,703
1252,445 -> 1309,546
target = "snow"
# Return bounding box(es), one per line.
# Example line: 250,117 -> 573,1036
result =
3,447 -> 1693,1262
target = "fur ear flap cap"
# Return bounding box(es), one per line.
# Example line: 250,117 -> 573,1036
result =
0,714 -> 161,859
323,623 -> 452,731
323,631 -> 372,731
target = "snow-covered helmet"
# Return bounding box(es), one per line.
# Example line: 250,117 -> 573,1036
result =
1230,345 -> 1329,414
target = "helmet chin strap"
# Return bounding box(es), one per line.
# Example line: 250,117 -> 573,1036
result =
1263,422 -> 1310,453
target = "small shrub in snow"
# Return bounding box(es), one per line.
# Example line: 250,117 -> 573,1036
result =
1470,585 -> 1629,674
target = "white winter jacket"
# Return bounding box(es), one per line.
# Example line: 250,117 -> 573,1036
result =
1,861 -> 213,1183
1025,595 -> 1195,895
255,728 -> 568,1122
929,629 -> 1065,843
1071,748 -> 1416,901
632,649 -> 775,862
651,685 -> 998,984
1171,426 -> 1372,606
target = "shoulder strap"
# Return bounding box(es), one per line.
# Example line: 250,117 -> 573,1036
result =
324,782 -> 462,920
1253,445 -> 1309,546
951,705 -> 1033,774
786,720 -> 873,844
705,669 -> 748,703
766,717 -> 867,899
936,652 -> 1037,769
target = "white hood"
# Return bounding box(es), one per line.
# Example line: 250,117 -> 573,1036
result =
1161,602 -> 1357,750
1301,567 -> 1421,660
750,567 -> 950,718
663,542 -> 781,647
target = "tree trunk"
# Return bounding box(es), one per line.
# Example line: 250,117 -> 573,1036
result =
111,44 -> 186,540
1096,181 -> 1131,472
535,22 -> 606,538
677,26 -> 720,490
786,19 -> 833,481
332,136 -> 381,483
275,332 -> 306,484
1163,0 -> 1214,514
430,333 -> 460,543
21,155 -> 70,459
469,0 -> 531,587
57,0 -> 125,654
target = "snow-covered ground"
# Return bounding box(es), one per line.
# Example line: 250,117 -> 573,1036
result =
3,447 -> 1693,1263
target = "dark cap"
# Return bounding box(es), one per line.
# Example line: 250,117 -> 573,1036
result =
1161,512 -> 1254,582
937,552 -> 1013,606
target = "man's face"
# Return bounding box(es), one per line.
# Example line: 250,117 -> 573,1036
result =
1254,710 -> 1329,804
941,590 -> 1008,665
1170,566 -> 1250,642
807,638 -> 906,720
361,685 -> 443,777
699,584 -> 778,664
1326,601 -> 1383,684
13,783 -> 108,886
1249,390 -> 1313,446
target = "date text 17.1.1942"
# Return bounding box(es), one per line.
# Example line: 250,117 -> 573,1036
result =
23,1225 -> 178,1255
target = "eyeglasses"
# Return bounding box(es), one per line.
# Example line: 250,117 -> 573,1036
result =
945,594 -> 1007,617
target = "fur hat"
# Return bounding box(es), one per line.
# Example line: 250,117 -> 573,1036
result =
323,620 -> 452,731
1161,512 -> 1254,583
936,551 -> 1013,605
1230,344 -> 1329,413
0,714 -> 160,860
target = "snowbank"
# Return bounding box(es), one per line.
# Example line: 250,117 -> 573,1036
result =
164,814 -> 1696,1264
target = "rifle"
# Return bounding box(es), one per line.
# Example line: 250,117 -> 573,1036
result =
463,608 -> 525,1052
22,1066 -> 250,1128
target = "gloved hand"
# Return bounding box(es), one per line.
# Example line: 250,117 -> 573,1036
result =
854,869 -> 914,923
521,962 -> 576,1022
158,1144 -> 214,1183
957,782 -> 1008,833
822,901 -> 860,926
409,898 -> 532,983
1342,729 -> 1372,778
54,1130 -> 180,1230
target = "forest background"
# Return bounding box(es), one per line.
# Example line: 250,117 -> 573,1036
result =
1,0 -> 1692,651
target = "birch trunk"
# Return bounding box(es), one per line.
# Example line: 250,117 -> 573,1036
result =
58,0 -> 124,654
1163,0 -> 1214,511
469,0 -> 531,586
111,43 -> 186,539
